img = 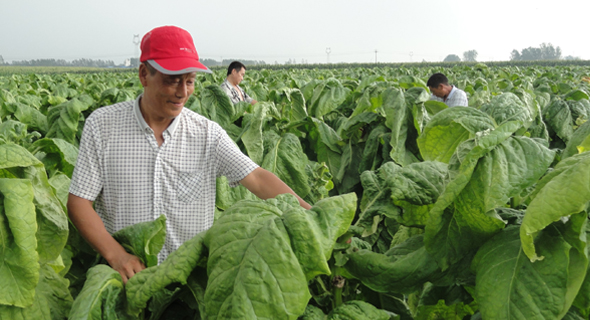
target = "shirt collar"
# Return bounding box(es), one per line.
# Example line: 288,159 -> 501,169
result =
133,93 -> 182,136
446,86 -> 457,101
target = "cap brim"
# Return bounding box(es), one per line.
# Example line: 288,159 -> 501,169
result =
147,59 -> 212,75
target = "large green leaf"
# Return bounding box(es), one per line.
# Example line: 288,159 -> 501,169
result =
474,219 -> 588,320
563,118 -> 590,159
28,138 -> 79,178
308,78 -> 349,119
200,85 -> 235,128
521,151 -> 590,261
0,264 -> 73,320
544,98 -> 574,143
112,215 -> 166,268
382,88 -> 412,166
261,131 -> 311,199
48,172 -> 71,211
0,178 -> 38,308
4,102 -> 48,134
344,235 -> 442,294
303,161 -> 333,205
311,118 -> 343,154
203,193 -> 356,319
358,124 -> 388,173
425,121 -> 554,269
333,141 -> 363,194
0,143 -> 69,265
417,106 -> 496,163
46,98 -> 90,146
126,232 -> 207,317
357,161 -> 447,235
240,101 -> 272,165
480,92 -> 534,130
356,165 -> 399,237
25,162 -> 69,265
0,120 -> 40,147
68,265 -> 129,320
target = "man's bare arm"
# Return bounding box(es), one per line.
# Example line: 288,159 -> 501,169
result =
240,167 -> 312,210
67,193 -> 145,283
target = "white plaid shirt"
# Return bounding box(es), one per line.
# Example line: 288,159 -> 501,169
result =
220,79 -> 254,104
430,86 -> 469,107
69,94 -> 259,263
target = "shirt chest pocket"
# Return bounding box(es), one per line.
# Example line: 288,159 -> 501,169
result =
176,170 -> 204,203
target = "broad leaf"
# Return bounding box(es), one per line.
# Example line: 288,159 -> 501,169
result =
425,121 -> 554,269
68,265 -> 129,319
126,232 -> 207,317
112,214 -> 166,268
0,178 -> 38,308
261,131 -> 311,199
203,193 -> 356,319
418,106 -> 496,163
474,219 -> 587,320
521,151 -> 590,261
344,235 -> 442,294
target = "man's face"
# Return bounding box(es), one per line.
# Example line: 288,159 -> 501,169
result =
140,64 -> 196,120
230,67 -> 245,85
429,84 -> 446,98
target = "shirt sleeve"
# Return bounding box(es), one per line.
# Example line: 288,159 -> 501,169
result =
215,128 -> 259,187
447,89 -> 469,107
69,115 -> 103,201
455,90 -> 469,107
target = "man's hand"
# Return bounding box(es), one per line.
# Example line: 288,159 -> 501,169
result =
106,250 -> 146,284
68,193 -> 146,284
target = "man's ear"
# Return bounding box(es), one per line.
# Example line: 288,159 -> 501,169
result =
138,64 -> 148,87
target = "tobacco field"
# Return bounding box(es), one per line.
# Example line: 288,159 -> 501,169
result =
2,63 -> 590,319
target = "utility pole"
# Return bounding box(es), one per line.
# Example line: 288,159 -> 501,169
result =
133,34 -> 140,67
326,48 -> 331,64
409,51 -> 413,62
375,50 -> 378,63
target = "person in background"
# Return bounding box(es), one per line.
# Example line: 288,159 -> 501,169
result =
220,61 -> 258,105
67,25 -> 310,284
427,72 -> 469,107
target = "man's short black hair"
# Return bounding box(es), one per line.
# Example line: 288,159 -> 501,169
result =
427,73 -> 449,88
227,61 -> 246,76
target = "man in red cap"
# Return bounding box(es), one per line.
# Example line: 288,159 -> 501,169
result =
67,25 -> 311,283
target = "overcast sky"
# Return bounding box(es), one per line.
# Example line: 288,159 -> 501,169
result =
2,0 -> 588,65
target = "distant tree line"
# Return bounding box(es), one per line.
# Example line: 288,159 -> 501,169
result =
510,43 -> 562,61
1,57 -> 117,68
441,43 -> 581,63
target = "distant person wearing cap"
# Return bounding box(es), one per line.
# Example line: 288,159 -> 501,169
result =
220,61 -> 257,105
67,25 -> 310,283
427,73 -> 469,107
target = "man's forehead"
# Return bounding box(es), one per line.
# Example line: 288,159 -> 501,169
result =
161,71 -> 197,79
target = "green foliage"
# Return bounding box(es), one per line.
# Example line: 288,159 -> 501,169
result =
2,64 -> 590,319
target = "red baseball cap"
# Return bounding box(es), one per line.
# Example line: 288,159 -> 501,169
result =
140,25 -> 211,74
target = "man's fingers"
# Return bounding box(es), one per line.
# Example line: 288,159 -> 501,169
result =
119,272 -> 129,284
110,253 -> 146,285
